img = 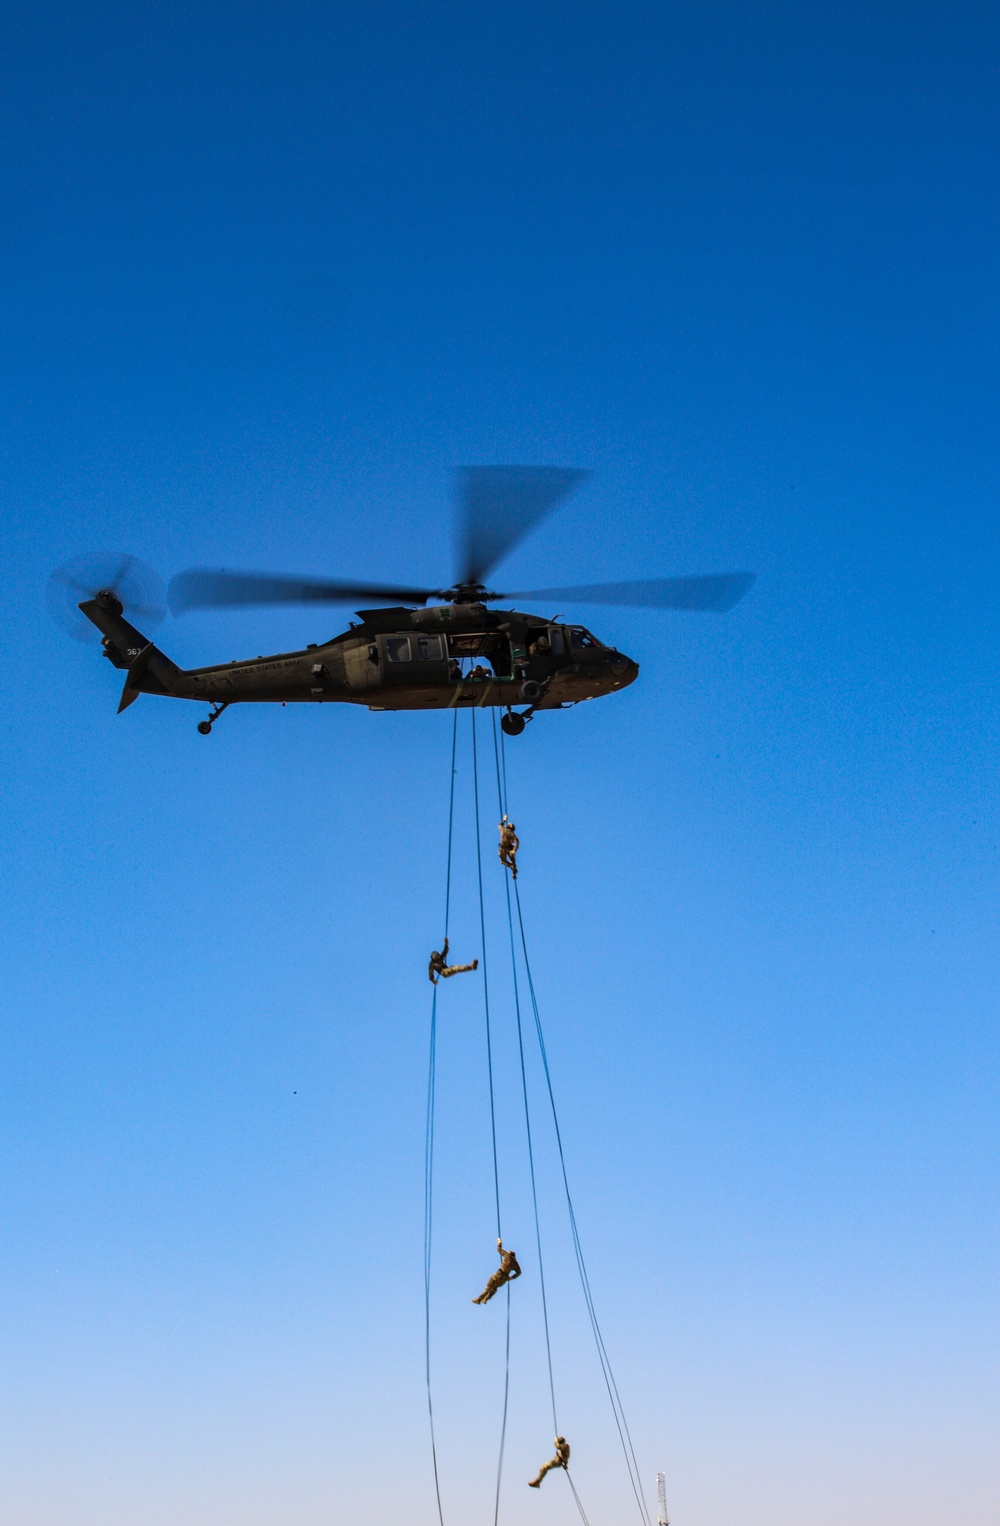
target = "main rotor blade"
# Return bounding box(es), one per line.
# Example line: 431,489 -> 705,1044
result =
169,570 -> 444,615
459,466 -> 591,588
500,573 -> 757,611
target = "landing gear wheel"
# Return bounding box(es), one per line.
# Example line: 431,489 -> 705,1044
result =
197,701 -> 229,735
520,679 -> 542,703
501,711 -> 526,737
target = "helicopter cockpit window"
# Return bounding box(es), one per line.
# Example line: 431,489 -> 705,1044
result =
570,628 -> 600,649
548,627 -> 566,656
416,635 -> 443,661
385,636 -> 412,662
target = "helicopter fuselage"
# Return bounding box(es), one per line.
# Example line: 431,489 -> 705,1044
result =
82,595 -> 639,724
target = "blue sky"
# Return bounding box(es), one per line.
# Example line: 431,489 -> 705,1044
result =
2,2 -> 999,1522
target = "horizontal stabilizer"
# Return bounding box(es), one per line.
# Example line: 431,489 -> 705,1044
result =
118,643 -> 154,713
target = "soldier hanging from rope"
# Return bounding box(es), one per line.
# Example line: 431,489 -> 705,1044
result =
528,1435 -> 571,1488
428,937 -> 479,984
498,814 -> 519,879
471,1238 -> 522,1304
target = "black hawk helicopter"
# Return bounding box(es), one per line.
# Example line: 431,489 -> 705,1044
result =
48,467 -> 755,737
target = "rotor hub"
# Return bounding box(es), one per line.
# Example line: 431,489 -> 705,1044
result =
445,581 -> 495,604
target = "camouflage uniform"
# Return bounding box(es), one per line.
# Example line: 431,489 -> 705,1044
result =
529,1437 -> 570,1488
428,938 -> 479,983
472,1238 -> 522,1304
498,816 -> 519,879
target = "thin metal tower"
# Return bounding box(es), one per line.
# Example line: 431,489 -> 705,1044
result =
656,1471 -> 669,1526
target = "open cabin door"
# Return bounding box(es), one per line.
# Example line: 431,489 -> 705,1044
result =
446,632 -> 513,681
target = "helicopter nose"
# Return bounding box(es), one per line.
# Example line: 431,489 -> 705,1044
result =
608,653 -> 639,686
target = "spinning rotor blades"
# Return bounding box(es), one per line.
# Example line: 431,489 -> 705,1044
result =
47,553 -> 167,642
458,466 -> 591,588
164,467 -> 756,618
499,573 -> 756,612
169,570 -> 445,614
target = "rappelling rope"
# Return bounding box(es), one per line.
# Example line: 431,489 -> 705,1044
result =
491,713 -> 599,1526
471,709 -> 513,1526
513,876 -> 652,1526
488,715 -> 558,1434
567,1471 -> 594,1526
495,715 -> 653,1526
471,710 -> 502,1238
492,1283 -> 512,1526
424,710 -> 459,1526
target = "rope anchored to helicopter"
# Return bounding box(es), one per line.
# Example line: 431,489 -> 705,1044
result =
423,706 -> 655,1526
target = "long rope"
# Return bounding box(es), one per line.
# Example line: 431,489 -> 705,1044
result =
471,708 -> 513,1525
492,716 -> 591,1526
424,711 -> 459,1526
492,1283 -> 512,1526
496,716 -> 652,1526
567,1470 -> 593,1526
471,709 -> 502,1239
513,874 -> 652,1526
490,713 -> 559,1435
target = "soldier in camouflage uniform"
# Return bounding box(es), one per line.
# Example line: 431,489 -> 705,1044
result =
529,1436 -> 570,1488
498,815 -> 519,879
428,938 -> 479,983
472,1238 -> 522,1304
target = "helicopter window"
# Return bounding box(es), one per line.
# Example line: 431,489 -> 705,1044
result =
570,628 -> 600,650
416,635 -> 443,661
385,636 -> 412,662
548,627 -> 566,656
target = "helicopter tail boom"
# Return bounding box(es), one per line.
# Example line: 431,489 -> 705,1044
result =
79,595 -> 182,710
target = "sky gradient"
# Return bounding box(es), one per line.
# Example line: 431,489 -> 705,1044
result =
2,2 -> 999,1523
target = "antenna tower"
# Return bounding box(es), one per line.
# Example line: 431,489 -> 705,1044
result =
656,1471 -> 669,1526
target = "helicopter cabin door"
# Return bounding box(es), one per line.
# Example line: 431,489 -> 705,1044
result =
377,631 -> 449,686
445,632 -> 513,681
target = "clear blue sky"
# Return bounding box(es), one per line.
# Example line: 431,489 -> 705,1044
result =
2,2 -> 999,1523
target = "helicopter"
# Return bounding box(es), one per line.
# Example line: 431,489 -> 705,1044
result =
48,467 -> 755,737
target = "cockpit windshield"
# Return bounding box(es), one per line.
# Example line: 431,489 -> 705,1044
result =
569,627 -> 601,650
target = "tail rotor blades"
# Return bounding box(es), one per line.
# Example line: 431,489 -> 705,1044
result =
47,553 -> 167,642
458,466 -> 591,588
498,573 -> 756,611
169,569 -> 445,615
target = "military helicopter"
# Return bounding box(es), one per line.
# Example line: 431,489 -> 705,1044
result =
48,467 -> 755,737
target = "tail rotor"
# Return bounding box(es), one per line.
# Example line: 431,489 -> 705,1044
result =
46,553 -> 167,643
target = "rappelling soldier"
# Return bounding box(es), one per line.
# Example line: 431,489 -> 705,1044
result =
471,1238 -> 522,1304
428,938 -> 479,984
498,815 -> 519,879
528,1435 -> 571,1488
